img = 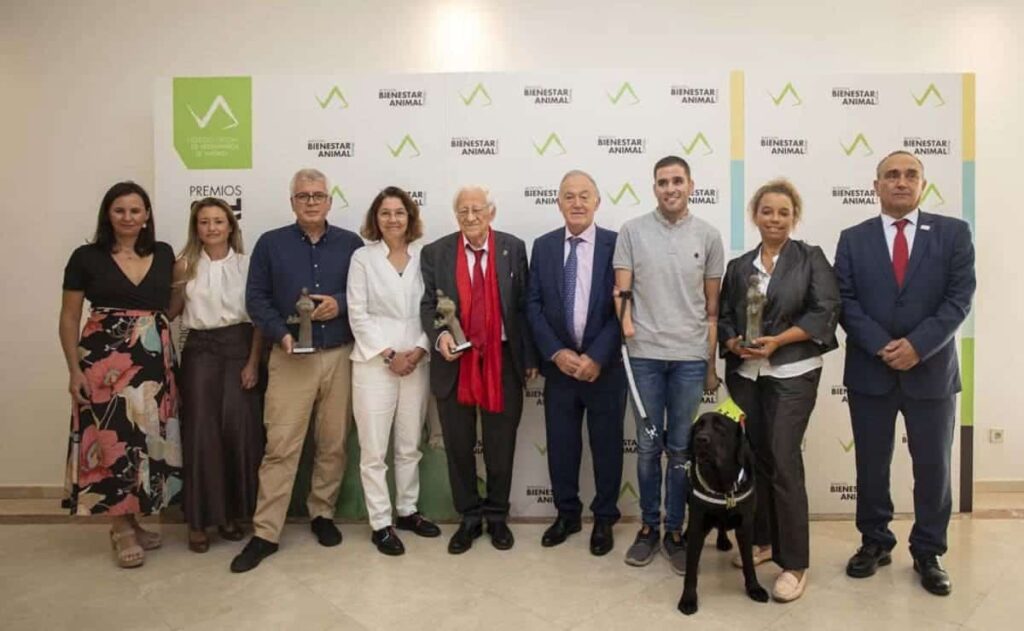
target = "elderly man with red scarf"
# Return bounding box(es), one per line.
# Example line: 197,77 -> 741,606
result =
420,185 -> 539,554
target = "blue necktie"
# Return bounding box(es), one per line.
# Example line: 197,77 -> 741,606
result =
564,237 -> 582,346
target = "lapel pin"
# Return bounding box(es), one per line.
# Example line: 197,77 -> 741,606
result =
503,249 -> 508,256
920,224 -> 931,231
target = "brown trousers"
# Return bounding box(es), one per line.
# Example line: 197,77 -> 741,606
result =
252,344 -> 353,542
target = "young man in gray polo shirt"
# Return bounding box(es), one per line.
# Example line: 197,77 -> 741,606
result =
613,155 -> 724,574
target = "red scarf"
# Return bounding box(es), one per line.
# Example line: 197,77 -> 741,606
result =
455,230 -> 504,413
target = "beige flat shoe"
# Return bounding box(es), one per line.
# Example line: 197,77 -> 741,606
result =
110,530 -> 145,569
732,545 -> 773,568
772,570 -> 807,602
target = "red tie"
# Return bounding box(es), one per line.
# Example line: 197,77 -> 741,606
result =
468,248 -> 487,346
892,219 -> 909,288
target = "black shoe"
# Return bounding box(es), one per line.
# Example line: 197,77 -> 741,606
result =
229,536 -> 278,573
448,521 -> 483,554
846,543 -> 892,578
310,516 -> 342,547
395,512 -> 442,538
218,524 -> 245,542
371,526 -> 406,556
487,520 -> 515,550
590,521 -> 614,556
914,554 -> 952,596
541,516 -> 582,547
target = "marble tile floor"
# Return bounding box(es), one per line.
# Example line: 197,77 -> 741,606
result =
0,517 -> 1022,631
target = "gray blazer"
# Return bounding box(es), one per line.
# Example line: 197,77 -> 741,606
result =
419,230 -> 538,399
718,239 -> 840,375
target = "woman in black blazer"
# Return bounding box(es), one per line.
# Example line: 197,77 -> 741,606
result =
719,179 -> 840,603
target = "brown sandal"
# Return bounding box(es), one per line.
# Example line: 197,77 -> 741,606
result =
188,530 -> 210,553
132,525 -> 162,550
110,530 -> 145,568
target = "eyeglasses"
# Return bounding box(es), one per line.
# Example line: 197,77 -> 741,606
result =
293,192 -> 330,204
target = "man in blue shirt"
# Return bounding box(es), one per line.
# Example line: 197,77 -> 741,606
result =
231,168 -> 364,573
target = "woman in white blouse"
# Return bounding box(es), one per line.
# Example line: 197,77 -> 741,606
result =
169,197 -> 264,553
348,186 -> 440,555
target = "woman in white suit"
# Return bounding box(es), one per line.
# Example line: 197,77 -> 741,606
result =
348,186 -> 441,555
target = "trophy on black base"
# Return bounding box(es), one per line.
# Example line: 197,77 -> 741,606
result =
286,287 -> 316,354
740,273 -> 766,348
433,289 -> 473,353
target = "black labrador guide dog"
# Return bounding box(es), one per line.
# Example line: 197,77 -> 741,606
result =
678,410 -> 769,615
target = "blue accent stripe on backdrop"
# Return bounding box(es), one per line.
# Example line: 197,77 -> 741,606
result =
730,160 -> 745,252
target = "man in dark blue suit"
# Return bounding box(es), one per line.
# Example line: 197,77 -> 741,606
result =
527,169 -> 626,556
835,151 -> 975,596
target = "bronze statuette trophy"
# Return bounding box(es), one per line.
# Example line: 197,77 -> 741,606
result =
286,287 -> 316,354
433,289 -> 473,353
741,273 -> 766,348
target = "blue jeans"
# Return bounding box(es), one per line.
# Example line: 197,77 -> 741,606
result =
629,358 -> 706,532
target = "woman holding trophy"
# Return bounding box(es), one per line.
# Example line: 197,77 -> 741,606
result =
169,197 -> 264,553
718,179 -> 840,603
347,186 -> 441,555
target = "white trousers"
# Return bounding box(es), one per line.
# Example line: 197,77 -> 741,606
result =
352,356 -> 429,530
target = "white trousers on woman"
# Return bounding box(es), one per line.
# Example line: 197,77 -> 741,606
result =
352,356 -> 429,530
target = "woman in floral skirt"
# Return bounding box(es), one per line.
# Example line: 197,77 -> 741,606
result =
58,181 -> 182,568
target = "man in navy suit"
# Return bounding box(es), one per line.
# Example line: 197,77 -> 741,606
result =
527,170 -> 626,556
835,151 -> 975,596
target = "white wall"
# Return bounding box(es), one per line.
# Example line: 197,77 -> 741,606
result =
1,0 -> 1020,487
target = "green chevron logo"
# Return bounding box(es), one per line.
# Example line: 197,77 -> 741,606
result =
329,185 -> 349,208
921,183 -> 946,207
316,86 -> 349,109
173,77 -> 252,169
387,134 -> 421,158
769,82 -> 803,106
838,438 -> 855,453
680,132 -> 713,156
619,482 -> 639,500
841,133 -> 874,157
913,83 -> 946,107
477,476 -> 487,497
606,82 -> 640,105
532,132 -> 566,156
460,83 -> 493,106
608,182 -> 641,206
534,442 -> 548,456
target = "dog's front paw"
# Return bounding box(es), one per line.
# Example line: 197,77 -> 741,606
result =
746,583 -> 769,603
678,592 -> 699,615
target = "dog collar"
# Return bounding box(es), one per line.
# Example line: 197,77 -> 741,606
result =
689,462 -> 754,510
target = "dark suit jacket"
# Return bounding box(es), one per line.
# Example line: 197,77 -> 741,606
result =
526,225 -> 622,379
719,239 -> 840,375
835,211 -> 975,399
419,230 -> 539,400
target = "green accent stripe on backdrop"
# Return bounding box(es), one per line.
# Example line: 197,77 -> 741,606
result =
960,337 -> 974,427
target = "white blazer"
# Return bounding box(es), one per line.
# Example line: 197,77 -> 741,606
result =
347,240 -> 430,362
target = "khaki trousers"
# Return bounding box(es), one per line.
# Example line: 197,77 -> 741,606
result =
252,344 -> 352,542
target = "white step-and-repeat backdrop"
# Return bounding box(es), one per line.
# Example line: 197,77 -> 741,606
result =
154,71 -> 975,519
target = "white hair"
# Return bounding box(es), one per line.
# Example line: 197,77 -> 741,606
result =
290,168 -> 330,195
559,169 -> 601,200
452,185 -> 495,211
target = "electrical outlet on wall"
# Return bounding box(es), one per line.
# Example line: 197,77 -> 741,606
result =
989,428 -> 1005,444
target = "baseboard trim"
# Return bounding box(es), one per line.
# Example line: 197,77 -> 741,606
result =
975,480 -> 1024,493
0,486 -> 64,499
